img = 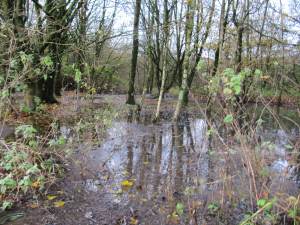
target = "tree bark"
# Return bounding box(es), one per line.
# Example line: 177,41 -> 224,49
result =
154,0 -> 171,120
183,0 -> 216,104
126,0 -> 142,105
173,0 -> 195,121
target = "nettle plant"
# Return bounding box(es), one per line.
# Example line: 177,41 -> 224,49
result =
0,124 -> 65,211
216,67 -> 262,100
208,67 -> 263,124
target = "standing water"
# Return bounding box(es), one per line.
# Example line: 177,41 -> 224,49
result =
9,110 -> 300,225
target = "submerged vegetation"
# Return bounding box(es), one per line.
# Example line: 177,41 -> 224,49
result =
0,0 -> 299,224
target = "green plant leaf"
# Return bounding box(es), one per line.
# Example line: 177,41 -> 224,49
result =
26,164 -> 40,175
224,114 -> 234,124
176,202 -> 184,216
75,69 -> 82,83
257,198 -> 266,207
41,55 -> 53,67
1,201 -> 13,211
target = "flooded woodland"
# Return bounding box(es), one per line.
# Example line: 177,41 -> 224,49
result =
0,0 -> 300,224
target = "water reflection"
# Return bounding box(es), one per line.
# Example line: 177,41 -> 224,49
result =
86,114 -> 299,224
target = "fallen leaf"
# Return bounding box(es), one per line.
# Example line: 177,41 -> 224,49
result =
28,203 -> 39,209
167,212 -> 180,224
54,201 -> 65,208
121,180 -> 134,188
121,180 -> 134,191
31,181 -> 40,189
130,217 -> 138,225
47,195 -> 57,200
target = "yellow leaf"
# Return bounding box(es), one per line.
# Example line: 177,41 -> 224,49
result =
32,181 -> 40,189
121,180 -> 134,188
130,217 -> 138,225
54,201 -> 65,208
167,212 -> 180,224
28,203 -> 39,209
47,195 -> 57,201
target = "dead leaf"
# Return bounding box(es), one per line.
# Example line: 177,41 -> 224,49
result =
121,180 -> 134,188
167,212 -> 180,224
32,181 -> 40,189
130,217 -> 138,225
54,201 -> 65,208
47,195 -> 58,201
28,203 -> 39,209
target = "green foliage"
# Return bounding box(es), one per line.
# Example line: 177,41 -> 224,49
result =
240,198 -> 278,225
0,90 -> 9,99
206,128 -> 215,137
196,59 -> 206,72
224,114 -> 234,124
208,202 -> 220,214
223,68 -> 247,95
15,125 -> 37,140
254,69 -> 262,78
0,123 -> 66,211
0,147 -> 43,187
74,68 -> 82,83
1,201 -> 13,211
0,138 -> 60,210
176,202 -> 184,216
48,135 -> 66,147
257,198 -> 269,209
0,176 -> 17,193
20,51 -> 33,65
41,55 -> 53,68
208,68 -> 265,101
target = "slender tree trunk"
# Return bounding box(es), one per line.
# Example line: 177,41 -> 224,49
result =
212,0 -> 230,77
146,8 -> 155,95
277,0 -> 285,108
141,2 -> 155,106
235,25 -> 244,74
183,0 -> 216,104
155,0 -> 171,120
173,0 -> 195,121
126,0 -> 142,105
77,0 -> 87,80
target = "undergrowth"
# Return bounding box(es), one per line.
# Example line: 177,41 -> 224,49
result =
0,101 -> 118,212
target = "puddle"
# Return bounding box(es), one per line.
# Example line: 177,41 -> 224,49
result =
80,116 -> 299,224
9,111 -> 300,225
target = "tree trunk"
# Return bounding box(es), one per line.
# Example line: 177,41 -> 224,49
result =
154,0 -> 171,120
173,0 -> 195,121
42,0 -> 70,103
183,0 -> 216,104
126,0 -> 142,105
212,0 -> 230,77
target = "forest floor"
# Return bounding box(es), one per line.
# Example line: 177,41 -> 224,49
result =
1,92 -> 300,225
